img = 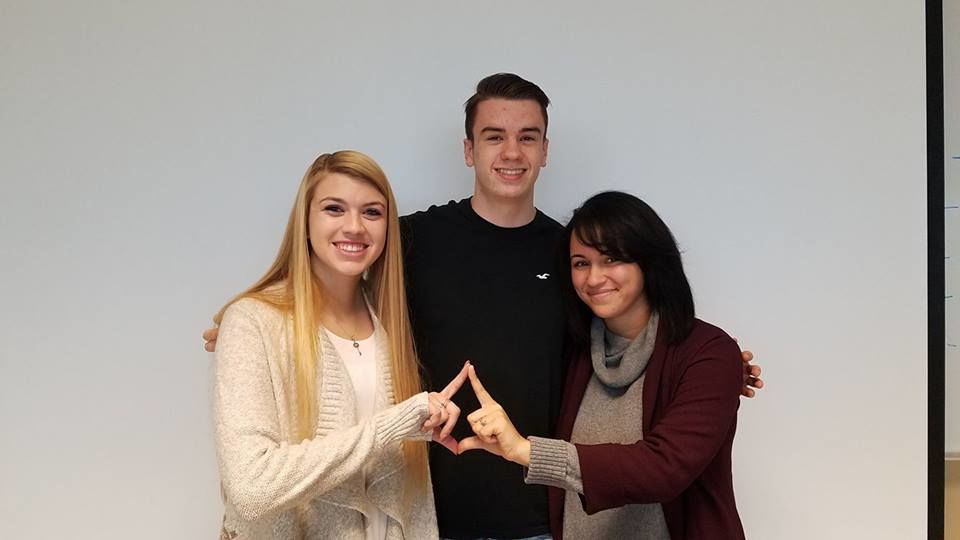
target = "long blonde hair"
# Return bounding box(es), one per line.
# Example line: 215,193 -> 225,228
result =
215,150 -> 427,491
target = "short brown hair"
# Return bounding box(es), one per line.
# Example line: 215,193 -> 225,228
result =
464,73 -> 550,141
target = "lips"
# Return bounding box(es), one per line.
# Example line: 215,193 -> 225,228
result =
586,289 -> 617,301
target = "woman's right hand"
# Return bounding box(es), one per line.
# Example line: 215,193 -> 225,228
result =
422,361 -> 470,454
458,364 -> 531,466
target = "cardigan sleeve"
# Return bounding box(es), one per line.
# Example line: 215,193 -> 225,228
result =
213,301 -> 430,522
574,332 -> 742,513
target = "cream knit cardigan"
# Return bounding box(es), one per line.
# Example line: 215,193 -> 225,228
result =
214,297 -> 438,539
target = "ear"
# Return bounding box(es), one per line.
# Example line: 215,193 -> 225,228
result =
541,137 -> 549,167
463,138 -> 475,167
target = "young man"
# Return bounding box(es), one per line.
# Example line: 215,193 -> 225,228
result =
400,74 -> 565,539
205,73 -> 762,539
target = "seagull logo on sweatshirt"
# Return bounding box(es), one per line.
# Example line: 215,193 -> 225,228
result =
536,273 -> 550,280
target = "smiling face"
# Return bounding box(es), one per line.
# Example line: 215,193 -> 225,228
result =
308,172 -> 388,284
569,232 -> 650,335
463,98 -> 548,206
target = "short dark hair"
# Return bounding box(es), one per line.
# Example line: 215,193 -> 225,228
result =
464,73 -> 550,141
557,191 -> 696,348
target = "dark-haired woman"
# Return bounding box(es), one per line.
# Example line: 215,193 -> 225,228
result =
460,191 -> 746,539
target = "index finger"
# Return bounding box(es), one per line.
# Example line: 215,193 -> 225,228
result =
440,361 -> 471,398
468,364 -> 494,405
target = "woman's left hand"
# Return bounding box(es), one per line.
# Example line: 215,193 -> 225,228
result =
459,364 -> 531,466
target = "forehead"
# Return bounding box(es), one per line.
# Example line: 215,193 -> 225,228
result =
569,233 -> 601,255
473,98 -> 545,134
311,172 -> 385,203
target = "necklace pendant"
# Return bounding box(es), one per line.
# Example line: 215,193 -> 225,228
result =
353,339 -> 361,356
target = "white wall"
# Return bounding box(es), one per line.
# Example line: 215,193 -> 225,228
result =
0,1 -> 928,538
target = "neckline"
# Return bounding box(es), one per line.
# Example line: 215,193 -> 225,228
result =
457,197 -> 544,233
323,328 -> 375,344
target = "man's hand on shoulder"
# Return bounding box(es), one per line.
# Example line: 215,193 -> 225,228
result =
203,326 -> 219,353
739,349 -> 764,398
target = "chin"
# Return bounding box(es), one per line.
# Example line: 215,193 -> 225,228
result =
482,181 -> 534,200
341,265 -> 370,277
589,304 -> 623,320
327,261 -> 372,278
501,181 -> 534,194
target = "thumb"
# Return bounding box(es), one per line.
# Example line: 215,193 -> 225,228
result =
458,436 -> 496,455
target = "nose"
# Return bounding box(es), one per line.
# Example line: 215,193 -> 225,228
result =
501,136 -> 521,160
586,265 -> 605,288
342,210 -> 365,235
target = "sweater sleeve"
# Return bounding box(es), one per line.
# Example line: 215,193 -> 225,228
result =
524,436 -> 584,494
213,301 -> 430,522
574,333 -> 742,513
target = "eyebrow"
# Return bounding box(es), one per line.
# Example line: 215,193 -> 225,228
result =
316,196 -> 386,207
478,126 -> 543,135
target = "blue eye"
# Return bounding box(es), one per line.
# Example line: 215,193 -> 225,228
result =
323,205 -> 344,214
364,208 -> 384,218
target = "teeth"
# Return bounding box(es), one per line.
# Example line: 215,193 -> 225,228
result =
497,168 -> 524,175
335,242 -> 366,253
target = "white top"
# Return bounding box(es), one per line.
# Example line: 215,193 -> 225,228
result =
326,330 -> 387,540
328,331 -> 379,419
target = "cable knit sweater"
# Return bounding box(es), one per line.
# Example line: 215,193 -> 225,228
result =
214,297 -> 438,539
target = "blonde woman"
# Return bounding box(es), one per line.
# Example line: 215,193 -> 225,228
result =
213,151 -> 464,539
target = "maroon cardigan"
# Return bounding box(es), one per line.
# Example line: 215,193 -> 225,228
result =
549,319 -> 746,540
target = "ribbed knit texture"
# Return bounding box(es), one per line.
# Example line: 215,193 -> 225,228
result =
213,297 -> 437,539
525,436 -> 582,493
374,395 -> 432,447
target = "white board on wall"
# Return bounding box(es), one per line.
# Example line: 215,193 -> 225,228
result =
0,2 -> 929,538
946,0 -> 960,456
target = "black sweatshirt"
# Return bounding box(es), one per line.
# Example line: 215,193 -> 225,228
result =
401,198 -> 567,539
